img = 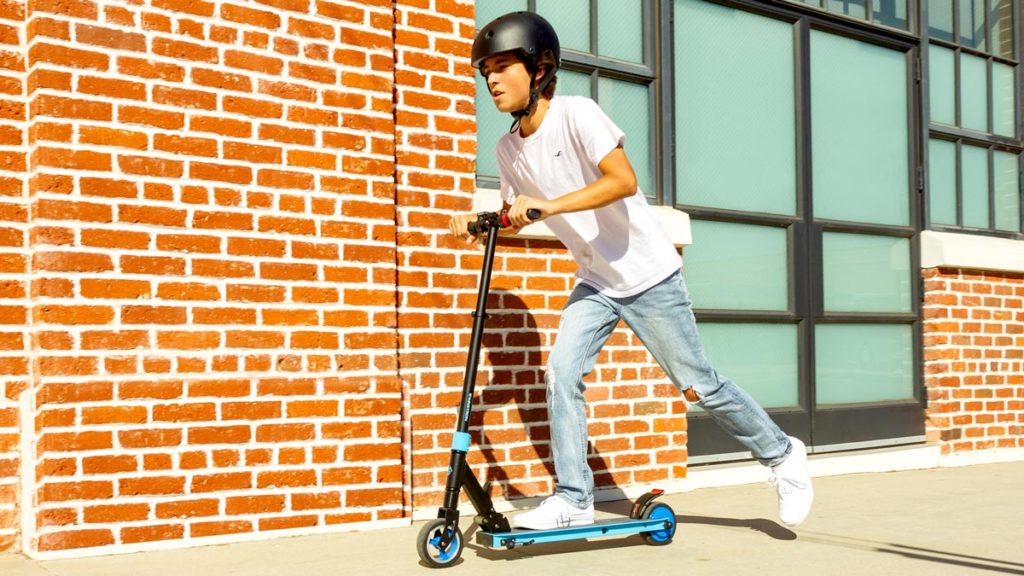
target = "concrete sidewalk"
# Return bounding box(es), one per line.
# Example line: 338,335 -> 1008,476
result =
1,461 -> 1022,576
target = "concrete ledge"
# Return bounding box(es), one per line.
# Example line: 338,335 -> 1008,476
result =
416,442 -> 1024,521
472,188 -> 692,247
920,230 -> 1024,273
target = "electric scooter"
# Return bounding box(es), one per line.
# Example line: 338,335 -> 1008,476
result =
416,210 -> 678,568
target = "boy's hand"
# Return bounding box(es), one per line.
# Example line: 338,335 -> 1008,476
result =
448,213 -> 480,245
507,196 -> 550,228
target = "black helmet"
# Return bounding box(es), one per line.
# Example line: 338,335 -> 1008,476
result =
472,12 -> 560,127
472,12 -> 561,72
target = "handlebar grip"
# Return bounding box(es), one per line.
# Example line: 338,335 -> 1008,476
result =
499,209 -> 542,228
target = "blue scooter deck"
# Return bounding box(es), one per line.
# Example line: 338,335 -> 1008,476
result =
477,517 -> 671,549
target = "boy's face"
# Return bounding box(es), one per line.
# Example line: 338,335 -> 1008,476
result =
480,53 -> 534,113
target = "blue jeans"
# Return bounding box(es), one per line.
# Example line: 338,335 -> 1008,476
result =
546,270 -> 792,508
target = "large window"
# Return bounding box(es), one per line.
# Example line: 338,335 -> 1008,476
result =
474,1 -> 660,202
676,0 -> 923,457
926,0 -> 1023,234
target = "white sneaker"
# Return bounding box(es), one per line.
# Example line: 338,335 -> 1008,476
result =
770,436 -> 814,527
513,496 -> 595,530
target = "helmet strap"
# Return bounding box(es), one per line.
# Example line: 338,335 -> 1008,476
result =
508,67 -> 554,134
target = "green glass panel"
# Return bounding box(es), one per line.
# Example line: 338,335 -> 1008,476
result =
598,1 -> 644,63
684,220 -> 788,311
695,323 -> 799,410
675,0 -> 796,215
962,144 -> 990,228
928,44 -> 955,125
555,68 -> 592,98
959,0 -> 986,50
823,233 -> 912,313
811,31 -> 909,226
993,62 -> 1015,137
873,0 -> 908,30
800,0 -> 822,5
992,0 -> 1015,60
815,324 -> 914,405
599,78 -> 652,198
959,53 -> 988,132
475,74 -> 506,179
475,0 -> 527,28
537,0 -> 590,53
928,139 -> 957,226
826,0 -> 866,19
994,150 -> 1021,232
474,1 -> 528,179
927,0 -> 954,41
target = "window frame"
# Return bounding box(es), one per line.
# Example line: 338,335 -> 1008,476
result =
672,0 -> 925,460
921,0 -> 1024,237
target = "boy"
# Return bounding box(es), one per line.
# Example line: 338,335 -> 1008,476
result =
450,11 -> 813,530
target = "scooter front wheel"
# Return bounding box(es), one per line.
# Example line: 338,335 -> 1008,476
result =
417,519 -> 464,568
640,502 -> 677,546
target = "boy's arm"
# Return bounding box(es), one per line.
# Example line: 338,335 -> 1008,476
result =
505,145 -> 637,227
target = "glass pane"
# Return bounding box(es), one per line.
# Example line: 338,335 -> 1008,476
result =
536,0 -> 590,54
475,74 -> 507,178
873,0 -> 908,30
811,31 -> 909,226
599,78 -> 652,199
929,44 -> 956,125
992,62 -> 1015,137
823,233 -> 912,313
598,1 -> 644,63
959,53 -> 988,132
475,0 -> 529,180
695,323 -> 799,409
994,150 -> 1021,232
927,0 -> 954,41
815,324 -> 914,405
959,0 -> 986,51
962,144 -> 990,228
475,0 -> 527,28
556,68 -> 592,98
675,0 -> 797,215
928,138 -> 958,226
826,0 -> 867,20
991,0 -> 1015,60
684,220 -> 789,311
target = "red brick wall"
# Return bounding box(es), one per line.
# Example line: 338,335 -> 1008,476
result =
19,0 -> 402,553
923,268 -> 1024,454
0,0 -> 27,554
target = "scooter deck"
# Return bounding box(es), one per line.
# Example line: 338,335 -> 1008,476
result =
477,517 -> 671,549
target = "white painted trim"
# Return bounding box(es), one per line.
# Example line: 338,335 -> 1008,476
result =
20,517 -> 412,561
471,188 -> 693,247
19,388 -> 35,558
413,443 -> 954,520
939,448 -> 1024,468
920,230 -> 1024,273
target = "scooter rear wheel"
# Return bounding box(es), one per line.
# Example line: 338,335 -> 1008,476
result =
417,519 -> 464,568
640,502 -> 677,546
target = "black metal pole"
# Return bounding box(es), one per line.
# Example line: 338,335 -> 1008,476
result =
437,220 -> 505,542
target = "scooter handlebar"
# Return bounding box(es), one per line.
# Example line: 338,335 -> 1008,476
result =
468,209 -> 541,235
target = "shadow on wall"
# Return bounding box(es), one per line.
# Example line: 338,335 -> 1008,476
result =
469,289 -> 625,507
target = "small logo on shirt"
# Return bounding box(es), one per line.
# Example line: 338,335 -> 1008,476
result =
554,150 -> 563,157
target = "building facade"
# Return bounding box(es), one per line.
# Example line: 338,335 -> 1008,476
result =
0,0 -> 1020,558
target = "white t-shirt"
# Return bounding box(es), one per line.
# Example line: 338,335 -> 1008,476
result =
496,95 -> 681,298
